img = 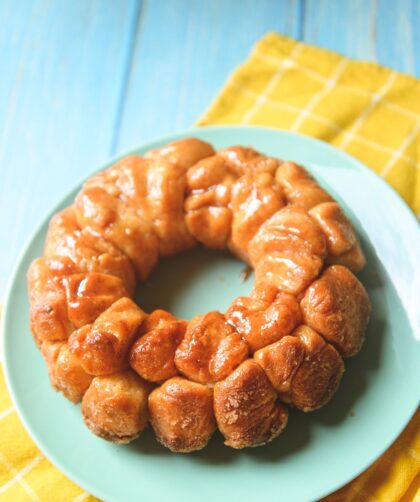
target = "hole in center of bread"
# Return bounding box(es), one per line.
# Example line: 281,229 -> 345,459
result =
135,246 -> 253,318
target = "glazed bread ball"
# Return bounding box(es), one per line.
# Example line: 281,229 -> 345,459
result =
62,272 -> 128,328
76,155 -> 165,275
175,311 -> 248,384
41,342 -> 93,403
254,325 -> 344,411
300,265 -> 371,357
148,377 -> 216,452
213,360 -> 288,448
253,336 -> 305,393
229,172 -> 285,262
28,257 -> 75,344
28,257 -> 127,345
275,161 -> 334,209
145,137 -> 215,171
144,158 -> 196,256
218,146 -> 280,176
249,205 -> 327,295
82,371 -> 150,443
309,202 -> 357,256
69,298 -> 146,375
226,283 -> 302,352
75,182 -> 159,281
130,310 -> 187,383
184,154 -> 235,249
309,202 -> 366,273
328,242 -> 366,273
78,153 -> 197,259
44,206 -> 136,295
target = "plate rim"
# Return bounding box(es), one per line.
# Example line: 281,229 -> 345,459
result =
1,124 -> 419,502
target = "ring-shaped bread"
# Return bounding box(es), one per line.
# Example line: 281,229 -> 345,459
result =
28,138 -> 371,452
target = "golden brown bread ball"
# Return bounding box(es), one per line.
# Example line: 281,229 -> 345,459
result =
300,265 -> 371,357
130,310 -> 187,383
186,206 -> 233,249
44,206 -> 136,295
82,370 -> 150,443
75,184 -> 159,281
145,158 -> 196,256
77,155 -> 195,263
218,146 -> 280,176
28,257 -> 127,343
28,258 -> 127,345
275,161 -> 334,209
253,336 -> 305,393
145,137 -> 215,171
285,326 -> 344,411
107,155 -> 195,256
148,377 -> 215,452
213,360 -> 288,448
28,257 -> 75,345
186,155 -> 233,196
308,202 -> 366,273
69,298 -> 147,375
328,242 -> 366,273
254,326 -> 344,411
249,205 -> 327,294
226,283 -> 302,352
229,172 -> 285,262
309,202 -> 356,256
175,311 -> 248,384
41,342 -> 93,403
62,272 -> 128,328
184,154 -> 236,249
28,256 -> 77,301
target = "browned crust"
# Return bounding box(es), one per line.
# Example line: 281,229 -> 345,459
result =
81,371 -> 150,444
213,360 -> 288,449
174,311 -> 248,384
82,413 -> 142,444
69,297 -> 147,375
130,311 -> 187,383
300,265 -> 371,357
148,377 -> 216,452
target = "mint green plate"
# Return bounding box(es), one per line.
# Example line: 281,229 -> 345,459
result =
2,126 -> 419,502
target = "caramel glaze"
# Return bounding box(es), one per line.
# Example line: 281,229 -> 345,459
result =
130,310 -> 187,383
28,138 -> 371,452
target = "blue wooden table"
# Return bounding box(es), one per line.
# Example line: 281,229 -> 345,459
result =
0,0 -> 418,297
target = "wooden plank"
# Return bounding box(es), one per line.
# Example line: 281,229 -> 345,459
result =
0,0 -> 141,295
376,0 -> 418,75
116,0 -> 303,151
303,0 -> 418,75
412,0 -> 420,76
303,0 -> 376,61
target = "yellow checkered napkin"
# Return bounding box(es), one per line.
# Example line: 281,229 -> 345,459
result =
199,32 -> 420,215
1,33 -> 419,502
0,370 -> 97,502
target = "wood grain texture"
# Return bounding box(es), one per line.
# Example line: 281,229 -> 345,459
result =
376,0 -> 418,75
115,0 -> 303,151
303,0 -> 377,61
0,0 -> 140,294
0,0 -> 418,297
